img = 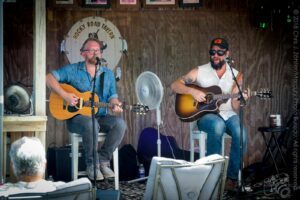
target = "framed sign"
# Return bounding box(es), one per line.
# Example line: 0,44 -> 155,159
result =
56,0 -> 73,4
143,0 -> 176,9
145,0 -> 175,5
117,0 -> 140,10
120,0 -> 137,5
180,0 -> 202,8
83,0 -> 111,8
64,16 -> 127,70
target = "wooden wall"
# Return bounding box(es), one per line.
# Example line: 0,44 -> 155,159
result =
3,0 -> 294,166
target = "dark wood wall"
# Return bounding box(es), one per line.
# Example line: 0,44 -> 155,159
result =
3,0 -> 294,166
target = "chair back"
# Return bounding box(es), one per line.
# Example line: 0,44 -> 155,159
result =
5,178 -> 92,200
144,155 -> 228,200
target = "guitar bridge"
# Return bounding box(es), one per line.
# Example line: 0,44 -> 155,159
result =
78,98 -> 83,109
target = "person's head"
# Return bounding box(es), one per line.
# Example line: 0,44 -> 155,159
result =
9,137 -> 46,181
80,38 -> 106,65
209,38 -> 229,70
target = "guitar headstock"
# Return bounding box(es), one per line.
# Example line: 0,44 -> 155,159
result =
255,88 -> 273,99
131,103 -> 150,115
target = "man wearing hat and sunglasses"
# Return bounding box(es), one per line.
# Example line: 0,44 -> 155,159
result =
171,38 -> 248,191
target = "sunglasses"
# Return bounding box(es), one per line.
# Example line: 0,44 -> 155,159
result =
209,49 -> 226,56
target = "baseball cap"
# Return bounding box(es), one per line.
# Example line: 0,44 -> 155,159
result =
210,38 -> 229,50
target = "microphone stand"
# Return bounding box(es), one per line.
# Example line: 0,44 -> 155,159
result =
226,58 -> 247,195
91,58 -> 101,200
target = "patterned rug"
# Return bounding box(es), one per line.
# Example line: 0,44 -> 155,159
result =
97,179 -> 146,200
96,178 -> 296,199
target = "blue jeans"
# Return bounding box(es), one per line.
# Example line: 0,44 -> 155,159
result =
67,114 -> 127,167
197,113 -> 247,180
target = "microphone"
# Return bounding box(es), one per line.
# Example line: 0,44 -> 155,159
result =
225,57 -> 234,64
95,57 -> 107,65
115,65 -> 121,81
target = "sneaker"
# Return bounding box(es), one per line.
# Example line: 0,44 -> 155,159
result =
100,162 -> 115,179
86,165 -> 104,181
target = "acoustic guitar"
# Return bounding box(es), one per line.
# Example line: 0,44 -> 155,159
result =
175,84 -> 272,122
49,84 -> 149,120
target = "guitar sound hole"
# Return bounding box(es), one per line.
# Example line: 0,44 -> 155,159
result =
67,106 -> 79,113
206,94 -> 213,104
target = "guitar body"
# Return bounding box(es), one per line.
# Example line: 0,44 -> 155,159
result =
49,84 -> 99,120
175,84 -> 272,122
175,85 -> 223,122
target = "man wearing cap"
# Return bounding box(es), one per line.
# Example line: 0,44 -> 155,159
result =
46,37 -> 127,181
171,38 -> 248,191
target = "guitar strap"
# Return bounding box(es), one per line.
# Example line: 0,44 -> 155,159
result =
100,72 -> 105,97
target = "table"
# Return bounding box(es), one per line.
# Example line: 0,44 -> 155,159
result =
258,126 -> 288,173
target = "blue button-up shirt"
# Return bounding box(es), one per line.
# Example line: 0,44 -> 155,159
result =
51,61 -> 118,116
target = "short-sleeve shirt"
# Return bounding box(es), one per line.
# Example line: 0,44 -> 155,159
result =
196,62 -> 239,120
51,61 -> 118,116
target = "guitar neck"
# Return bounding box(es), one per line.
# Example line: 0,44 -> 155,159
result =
83,101 -> 113,109
84,101 -> 132,110
95,102 -> 113,109
213,92 -> 243,100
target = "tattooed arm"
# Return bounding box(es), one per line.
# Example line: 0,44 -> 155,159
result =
171,67 -> 206,102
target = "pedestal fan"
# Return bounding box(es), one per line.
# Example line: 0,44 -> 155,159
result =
135,71 -> 164,157
4,84 -> 32,114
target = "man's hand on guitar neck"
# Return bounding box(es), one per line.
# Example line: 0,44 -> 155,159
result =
110,98 -> 123,113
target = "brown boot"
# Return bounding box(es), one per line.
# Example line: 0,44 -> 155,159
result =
225,178 -> 238,192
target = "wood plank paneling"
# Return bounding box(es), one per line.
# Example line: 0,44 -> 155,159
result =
3,2 -> 293,167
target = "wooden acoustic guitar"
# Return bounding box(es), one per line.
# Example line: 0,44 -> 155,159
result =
49,84 -> 149,120
175,84 -> 272,122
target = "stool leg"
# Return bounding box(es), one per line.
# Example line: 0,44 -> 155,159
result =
273,134 -> 288,167
113,148 -> 119,190
199,133 -> 206,158
222,135 -> 225,156
71,135 -> 79,180
190,136 -> 195,162
261,132 -> 279,173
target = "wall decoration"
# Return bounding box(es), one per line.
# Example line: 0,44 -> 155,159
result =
180,0 -> 202,8
63,16 -> 127,70
56,0 -> 73,4
120,0 -> 137,5
145,0 -> 175,5
83,0 -> 110,8
117,0 -> 140,9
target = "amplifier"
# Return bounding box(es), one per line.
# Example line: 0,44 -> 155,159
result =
47,146 -> 86,182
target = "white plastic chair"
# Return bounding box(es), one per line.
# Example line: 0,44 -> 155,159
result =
69,132 -> 119,190
144,155 -> 229,200
6,177 -> 92,200
190,121 -> 230,161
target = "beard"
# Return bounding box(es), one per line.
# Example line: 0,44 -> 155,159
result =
87,56 -> 97,65
210,58 -> 226,70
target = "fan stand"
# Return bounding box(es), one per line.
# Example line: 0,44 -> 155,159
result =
127,106 -> 162,184
156,107 -> 162,157
134,71 -> 164,181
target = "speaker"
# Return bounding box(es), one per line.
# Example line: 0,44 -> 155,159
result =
47,146 -> 86,182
